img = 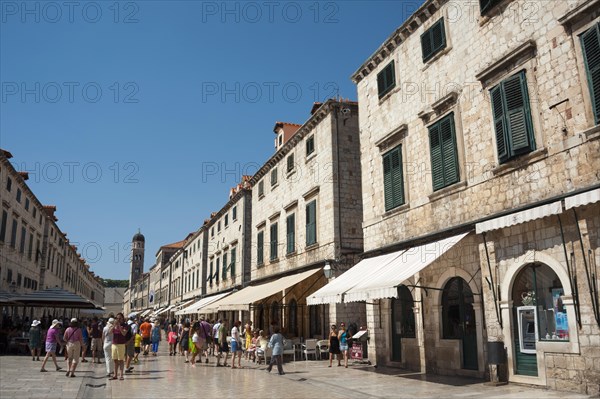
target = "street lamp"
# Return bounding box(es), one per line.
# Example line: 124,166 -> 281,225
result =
324,262 -> 333,279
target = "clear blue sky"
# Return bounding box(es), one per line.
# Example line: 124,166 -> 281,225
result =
1,1 -> 417,280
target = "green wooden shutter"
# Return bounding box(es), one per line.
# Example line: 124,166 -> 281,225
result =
504,72 -> 534,155
581,23 -> 600,124
491,85 -> 509,163
216,257 -> 220,283
209,261 -> 213,285
270,223 -> 278,260
222,252 -> 228,279
421,19 -> 446,62
432,19 -> 446,54
306,201 -> 316,245
377,61 -> 396,97
429,123 -> 444,190
257,232 -> 264,264
440,113 -> 459,186
286,214 -> 295,254
383,146 -> 404,210
230,247 -> 236,277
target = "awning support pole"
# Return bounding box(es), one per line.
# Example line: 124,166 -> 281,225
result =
572,208 -> 600,327
557,214 -> 581,328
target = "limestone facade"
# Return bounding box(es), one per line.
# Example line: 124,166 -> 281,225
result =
0,149 -> 104,310
350,0 -> 599,394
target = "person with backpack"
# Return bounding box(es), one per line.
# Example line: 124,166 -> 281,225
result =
150,320 -> 161,356
89,317 -> 103,364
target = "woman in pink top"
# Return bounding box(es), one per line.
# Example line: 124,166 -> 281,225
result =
63,318 -> 84,377
40,319 -> 64,372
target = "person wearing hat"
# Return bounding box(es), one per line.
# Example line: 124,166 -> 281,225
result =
29,320 -> 42,361
64,318 -> 84,377
40,319 -> 64,372
102,318 -> 115,377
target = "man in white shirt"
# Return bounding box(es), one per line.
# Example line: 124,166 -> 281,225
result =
212,319 -> 221,356
230,320 -> 242,369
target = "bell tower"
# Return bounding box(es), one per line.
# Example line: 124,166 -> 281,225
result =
130,229 -> 145,288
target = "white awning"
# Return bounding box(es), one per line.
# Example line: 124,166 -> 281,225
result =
140,309 -> 152,317
149,307 -> 164,317
565,189 -> 600,210
307,251 -> 403,305
175,292 -> 231,315
344,232 -> 469,302
475,201 -> 562,234
203,268 -> 322,312
156,304 -> 175,315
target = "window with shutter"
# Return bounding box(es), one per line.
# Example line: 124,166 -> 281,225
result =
258,180 -> 264,197
287,154 -> 295,172
271,168 -> 278,186
480,0 -> 503,15
209,261 -> 213,286
257,231 -> 264,265
222,252 -> 228,279
270,223 -> 278,260
286,214 -> 295,254
421,18 -> 446,62
230,247 -> 236,277
581,23 -> 600,125
489,71 -> 535,164
306,136 -> 315,156
428,113 -> 459,191
306,200 -> 317,246
377,60 -> 396,98
216,257 -> 220,284
383,145 -> 405,211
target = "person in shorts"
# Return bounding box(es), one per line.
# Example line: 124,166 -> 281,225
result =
139,318 -> 152,355
40,319 -> 63,372
110,313 -> 129,380
124,319 -> 135,373
134,331 -> 142,363
89,317 -> 103,364
215,319 -> 229,367
64,318 -> 84,377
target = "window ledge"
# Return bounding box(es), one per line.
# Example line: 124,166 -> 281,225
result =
558,0 -> 600,27
581,123 -> 600,141
381,203 -> 410,221
378,85 -> 400,105
258,194 -> 265,201
286,169 -> 296,178
477,0 -> 515,27
305,243 -> 319,251
269,258 -> 279,264
421,45 -> 452,71
428,180 -> 468,202
305,152 -> 317,163
491,148 -> 548,178
271,183 -> 279,190
285,251 -> 297,258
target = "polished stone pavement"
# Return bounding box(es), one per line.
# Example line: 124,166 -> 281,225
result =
0,347 -> 592,399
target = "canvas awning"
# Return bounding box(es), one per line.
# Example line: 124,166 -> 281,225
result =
11,287 -> 97,309
307,252 -> 402,305
203,268 -> 322,312
156,304 -> 175,315
308,233 -> 468,304
565,188 -> 600,210
176,292 -> 230,315
140,309 -> 152,317
344,233 -> 468,302
475,201 -> 562,233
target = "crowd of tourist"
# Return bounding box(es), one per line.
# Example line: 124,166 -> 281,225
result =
4,312 -> 358,380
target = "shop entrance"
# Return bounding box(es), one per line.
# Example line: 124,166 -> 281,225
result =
442,277 -> 478,370
511,263 -> 569,377
391,286 -> 416,362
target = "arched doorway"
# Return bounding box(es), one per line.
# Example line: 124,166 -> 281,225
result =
391,285 -> 416,362
270,301 -> 280,333
309,304 -> 322,338
442,277 -> 478,370
511,263 -> 568,376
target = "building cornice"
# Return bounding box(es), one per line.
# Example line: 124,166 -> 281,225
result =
351,0 -> 445,84
249,99 -> 358,185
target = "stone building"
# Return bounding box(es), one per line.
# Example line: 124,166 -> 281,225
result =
204,99 -> 365,338
309,0 -> 599,395
0,149 -> 104,312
